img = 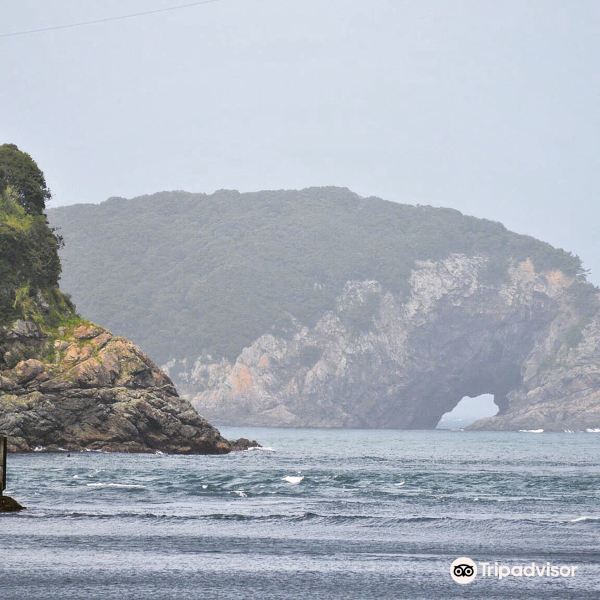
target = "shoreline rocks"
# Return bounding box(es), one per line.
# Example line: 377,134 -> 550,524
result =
0,320 -> 247,454
0,496 -> 24,512
228,438 -> 261,451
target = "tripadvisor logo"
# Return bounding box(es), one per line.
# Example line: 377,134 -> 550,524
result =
450,557 -> 477,584
450,557 -> 579,585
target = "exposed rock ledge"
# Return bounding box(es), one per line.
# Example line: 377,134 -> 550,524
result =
0,496 -> 25,512
0,321 -> 253,453
169,255 -> 600,431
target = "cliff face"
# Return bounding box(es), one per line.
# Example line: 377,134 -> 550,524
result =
0,320 -> 231,453
166,255 -> 600,431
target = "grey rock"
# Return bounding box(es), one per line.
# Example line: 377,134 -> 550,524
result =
229,437 -> 261,451
4,320 -> 41,340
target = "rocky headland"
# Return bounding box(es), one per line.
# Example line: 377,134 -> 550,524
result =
0,319 -> 237,453
0,144 -> 256,453
174,256 -> 600,431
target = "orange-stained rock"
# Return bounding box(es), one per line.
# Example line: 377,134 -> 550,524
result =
231,364 -> 253,394
70,357 -> 113,387
13,359 -> 44,384
0,320 -> 242,454
73,324 -> 104,339
90,331 -> 113,349
63,343 -> 93,363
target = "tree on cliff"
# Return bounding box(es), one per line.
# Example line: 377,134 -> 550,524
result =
0,144 -> 51,215
0,146 -> 65,325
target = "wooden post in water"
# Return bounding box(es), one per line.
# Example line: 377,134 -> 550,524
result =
0,436 -> 24,511
0,436 -> 6,497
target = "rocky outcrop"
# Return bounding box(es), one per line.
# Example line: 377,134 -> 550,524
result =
0,495 -> 24,512
0,321 -> 236,453
0,145 -> 258,454
470,302 -> 600,431
167,255 -> 600,431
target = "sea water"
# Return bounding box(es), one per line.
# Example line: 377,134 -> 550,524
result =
1,428 -> 599,599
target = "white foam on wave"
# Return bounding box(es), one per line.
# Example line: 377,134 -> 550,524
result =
282,475 -> 304,485
395,481 -> 405,487
86,482 -> 147,490
570,516 -> 600,523
519,429 -> 544,433
244,446 -> 276,452
33,446 -> 46,452
233,490 -> 247,497
586,428 -> 600,433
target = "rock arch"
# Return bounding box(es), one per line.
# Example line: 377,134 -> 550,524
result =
182,256 -> 600,431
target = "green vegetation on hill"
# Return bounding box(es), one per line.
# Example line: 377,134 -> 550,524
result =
0,147 -> 76,329
49,187 -> 584,364
0,144 -> 51,215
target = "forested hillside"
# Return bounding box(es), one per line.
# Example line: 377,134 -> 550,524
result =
0,144 -> 76,330
49,187 -> 583,364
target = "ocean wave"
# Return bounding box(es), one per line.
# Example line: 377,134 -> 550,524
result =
519,429 -> 544,433
243,446 -> 276,452
86,482 -> 147,490
19,510 -> 382,524
282,475 -> 304,485
27,506 -> 590,528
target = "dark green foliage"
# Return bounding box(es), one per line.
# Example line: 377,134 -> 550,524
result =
568,281 -> 599,320
560,281 -> 599,349
0,144 -> 51,215
0,150 -> 73,327
49,187 -> 585,364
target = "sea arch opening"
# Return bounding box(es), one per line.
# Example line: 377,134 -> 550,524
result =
436,394 -> 499,429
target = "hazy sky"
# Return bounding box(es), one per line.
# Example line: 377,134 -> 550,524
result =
2,0 -> 599,281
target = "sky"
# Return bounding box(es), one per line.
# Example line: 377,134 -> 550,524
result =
1,0 -> 599,281
438,395 -> 498,427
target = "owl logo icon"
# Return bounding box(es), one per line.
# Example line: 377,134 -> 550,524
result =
450,557 -> 477,584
